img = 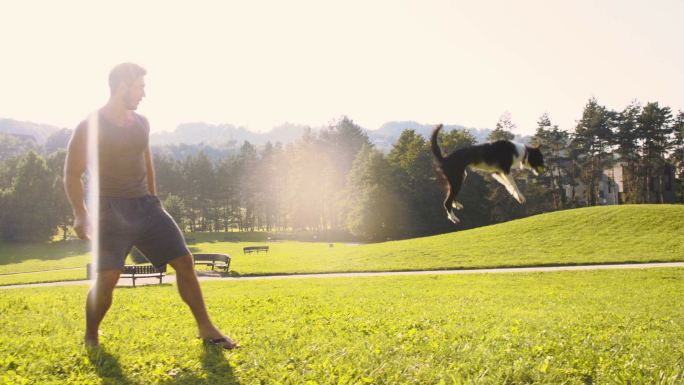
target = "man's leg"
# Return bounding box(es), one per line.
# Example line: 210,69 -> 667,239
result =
168,254 -> 237,347
85,269 -> 121,347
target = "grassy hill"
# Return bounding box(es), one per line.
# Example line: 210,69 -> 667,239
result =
1,205 -> 683,285
225,204 -> 684,275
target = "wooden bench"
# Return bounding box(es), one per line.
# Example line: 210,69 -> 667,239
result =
243,246 -> 269,254
86,263 -> 166,287
122,264 -> 167,287
193,253 -> 230,272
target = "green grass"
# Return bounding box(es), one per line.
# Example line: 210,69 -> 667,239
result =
0,269 -> 85,287
1,268 -> 683,384
1,205 -> 683,286
0,240 -> 90,274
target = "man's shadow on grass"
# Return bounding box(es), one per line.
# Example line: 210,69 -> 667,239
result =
87,346 -> 132,385
160,343 -> 240,385
88,343 -> 239,385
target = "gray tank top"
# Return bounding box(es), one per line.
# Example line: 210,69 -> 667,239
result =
78,112 -> 151,198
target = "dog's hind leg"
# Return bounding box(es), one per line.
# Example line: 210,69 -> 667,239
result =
450,170 -> 467,210
444,168 -> 465,223
443,185 -> 460,223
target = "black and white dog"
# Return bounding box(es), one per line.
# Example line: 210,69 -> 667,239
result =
431,124 -> 545,224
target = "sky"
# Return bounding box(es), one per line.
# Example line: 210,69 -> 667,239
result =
1,0 -> 682,136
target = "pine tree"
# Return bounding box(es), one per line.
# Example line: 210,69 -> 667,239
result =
163,194 -> 187,231
388,129 -> 435,235
489,112 -> 516,141
615,101 -> 641,203
182,151 -> 216,231
236,142 -> 258,231
317,116 -> 372,231
571,98 -> 615,205
285,132 -> 328,231
532,113 -> 569,210
439,128 -> 477,154
153,153 -> 185,201
215,156 -> 241,231
346,145 -> 408,241
670,111 -> 684,202
637,102 -> 674,203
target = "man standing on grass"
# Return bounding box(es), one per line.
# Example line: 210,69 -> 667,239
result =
63,62 -> 238,349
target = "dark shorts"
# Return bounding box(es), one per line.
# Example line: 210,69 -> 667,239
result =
97,195 -> 190,272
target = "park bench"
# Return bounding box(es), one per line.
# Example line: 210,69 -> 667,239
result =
243,245 -> 269,254
86,263 -> 167,287
122,264 -> 167,287
193,253 -> 231,272
184,237 -> 196,244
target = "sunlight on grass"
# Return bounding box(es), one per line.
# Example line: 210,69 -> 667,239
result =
1,268 -> 683,384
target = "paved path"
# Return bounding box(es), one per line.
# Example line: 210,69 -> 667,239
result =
2,261 -> 684,290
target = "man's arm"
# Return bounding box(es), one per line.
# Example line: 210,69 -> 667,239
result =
63,123 -> 89,239
144,145 -> 156,196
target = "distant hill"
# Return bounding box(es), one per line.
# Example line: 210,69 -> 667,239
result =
148,120 -> 524,151
150,122 -> 310,147
368,121 -> 492,150
0,117 -> 533,155
369,121 -> 531,149
0,119 -> 61,145
374,121 -> 471,139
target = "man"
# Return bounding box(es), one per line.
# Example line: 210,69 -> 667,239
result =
64,63 -> 238,349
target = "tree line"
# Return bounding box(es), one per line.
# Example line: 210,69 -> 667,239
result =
0,98 -> 682,243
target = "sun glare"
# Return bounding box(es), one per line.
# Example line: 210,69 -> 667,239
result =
86,112 -> 99,279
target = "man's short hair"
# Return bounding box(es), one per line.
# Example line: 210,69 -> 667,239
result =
108,63 -> 147,94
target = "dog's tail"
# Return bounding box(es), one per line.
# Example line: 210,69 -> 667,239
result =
431,124 -> 444,163
431,124 -> 448,187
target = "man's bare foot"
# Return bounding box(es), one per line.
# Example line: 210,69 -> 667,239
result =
198,326 -> 239,349
200,336 -> 239,349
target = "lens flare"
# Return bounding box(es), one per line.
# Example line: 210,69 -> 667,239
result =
86,112 -> 99,280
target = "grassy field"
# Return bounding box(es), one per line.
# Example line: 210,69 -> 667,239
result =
0,241 -> 90,274
1,268 -> 683,384
1,205 -> 683,286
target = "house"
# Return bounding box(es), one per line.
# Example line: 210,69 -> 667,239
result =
566,162 -> 677,205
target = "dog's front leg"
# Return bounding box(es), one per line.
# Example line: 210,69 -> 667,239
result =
503,173 -> 526,204
491,173 -> 515,195
492,173 -> 525,204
